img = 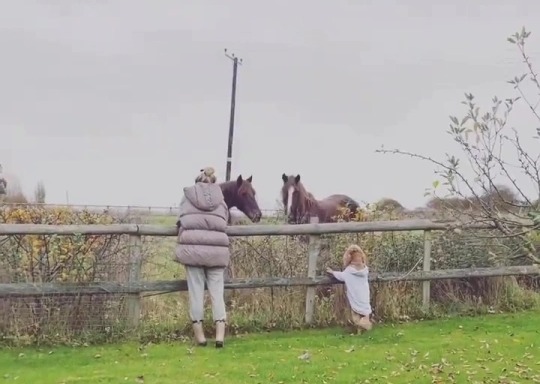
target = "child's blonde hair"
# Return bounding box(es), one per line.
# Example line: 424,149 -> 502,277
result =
342,244 -> 367,268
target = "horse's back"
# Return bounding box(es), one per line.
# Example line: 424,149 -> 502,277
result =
322,194 -> 359,210
317,194 -> 359,222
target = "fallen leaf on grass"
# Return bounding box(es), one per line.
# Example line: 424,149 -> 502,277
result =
298,351 -> 311,361
344,346 -> 355,353
430,363 -> 444,374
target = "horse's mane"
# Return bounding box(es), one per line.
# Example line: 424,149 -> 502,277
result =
295,181 -> 318,217
220,179 -> 255,195
219,180 -> 236,192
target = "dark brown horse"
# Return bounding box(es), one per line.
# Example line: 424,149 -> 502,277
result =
221,175 -> 262,223
281,173 -> 359,224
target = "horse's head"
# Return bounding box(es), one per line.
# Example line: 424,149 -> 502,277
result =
281,173 -> 309,224
228,175 -> 262,223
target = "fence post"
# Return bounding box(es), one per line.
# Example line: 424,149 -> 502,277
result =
422,230 -> 432,312
305,216 -> 321,324
127,231 -> 143,328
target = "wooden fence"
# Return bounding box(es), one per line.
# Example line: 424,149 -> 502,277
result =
0,218 -> 538,327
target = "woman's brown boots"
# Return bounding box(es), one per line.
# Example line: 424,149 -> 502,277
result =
192,320 -> 207,346
215,320 -> 226,348
358,316 -> 373,331
192,320 -> 226,348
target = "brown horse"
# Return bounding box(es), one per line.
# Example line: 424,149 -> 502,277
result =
221,175 -> 262,223
281,173 -> 359,224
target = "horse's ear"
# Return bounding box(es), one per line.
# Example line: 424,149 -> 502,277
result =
294,174 -> 301,184
247,175 -> 253,183
282,173 -> 288,183
236,175 -> 243,187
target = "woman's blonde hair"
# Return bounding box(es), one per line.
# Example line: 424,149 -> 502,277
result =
195,167 -> 217,184
342,244 -> 367,268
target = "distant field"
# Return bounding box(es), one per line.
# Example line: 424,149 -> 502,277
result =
145,215 -> 177,226
143,211 -> 283,226
1,311 -> 539,383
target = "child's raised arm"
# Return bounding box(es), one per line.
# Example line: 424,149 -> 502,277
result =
326,267 -> 346,282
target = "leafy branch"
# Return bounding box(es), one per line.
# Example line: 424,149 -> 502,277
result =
376,27 -> 540,264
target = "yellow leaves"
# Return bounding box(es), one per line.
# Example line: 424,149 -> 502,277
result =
1,206 -> 113,226
1,205 -> 120,285
4,207 -> 32,223
30,236 -> 43,252
59,272 -> 69,282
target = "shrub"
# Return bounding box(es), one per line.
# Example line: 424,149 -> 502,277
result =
0,205 -> 134,345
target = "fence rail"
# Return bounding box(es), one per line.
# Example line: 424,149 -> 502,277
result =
0,266 -> 536,298
0,218 -> 526,237
0,218 -> 537,328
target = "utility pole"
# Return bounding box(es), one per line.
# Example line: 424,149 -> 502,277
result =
224,49 -> 243,182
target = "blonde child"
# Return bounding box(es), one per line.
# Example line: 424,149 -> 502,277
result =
326,244 -> 373,332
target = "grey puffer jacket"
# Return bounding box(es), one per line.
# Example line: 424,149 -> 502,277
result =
174,182 -> 230,268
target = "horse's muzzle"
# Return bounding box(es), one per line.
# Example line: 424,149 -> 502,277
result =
251,212 -> 262,223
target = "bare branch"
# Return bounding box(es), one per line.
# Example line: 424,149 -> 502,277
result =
377,29 -> 540,264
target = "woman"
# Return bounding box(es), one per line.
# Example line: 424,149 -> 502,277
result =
175,167 -> 230,348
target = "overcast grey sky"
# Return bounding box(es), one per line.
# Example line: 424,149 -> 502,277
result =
1,0 -> 539,211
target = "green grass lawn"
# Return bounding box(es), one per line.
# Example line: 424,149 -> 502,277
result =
1,312 -> 539,383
